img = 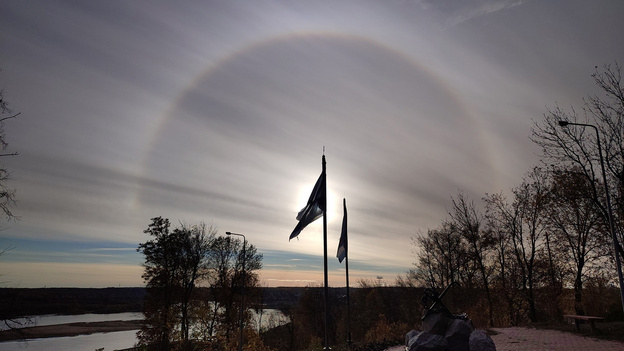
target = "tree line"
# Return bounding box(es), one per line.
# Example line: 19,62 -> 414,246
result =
403,63 -> 624,326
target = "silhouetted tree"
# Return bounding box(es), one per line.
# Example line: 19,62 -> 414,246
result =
0,69 -> 21,331
547,167 -> 611,315
177,223 -> 215,346
137,217 -> 216,351
0,68 -> 19,221
484,168 -> 551,323
410,221 -> 470,289
531,62 -> 624,273
137,217 -> 176,351
449,192 -> 496,327
206,235 -> 262,348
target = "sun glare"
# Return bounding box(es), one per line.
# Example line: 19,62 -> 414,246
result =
294,182 -> 341,224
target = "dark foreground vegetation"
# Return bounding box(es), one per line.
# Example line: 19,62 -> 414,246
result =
1,285 -> 622,349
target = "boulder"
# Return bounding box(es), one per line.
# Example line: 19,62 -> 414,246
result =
445,319 -> 474,351
469,330 -> 496,351
406,329 -> 420,347
407,331 -> 447,351
421,312 -> 452,335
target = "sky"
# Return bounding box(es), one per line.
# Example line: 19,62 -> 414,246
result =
1,0 -> 623,288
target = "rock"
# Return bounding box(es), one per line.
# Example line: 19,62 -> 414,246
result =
445,319 -> 474,351
421,312 -> 451,335
407,331 -> 447,351
469,330 -> 496,351
406,329 -> 420,347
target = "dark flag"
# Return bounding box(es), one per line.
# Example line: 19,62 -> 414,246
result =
337,198 -> 347,263
289,171 -> 326,240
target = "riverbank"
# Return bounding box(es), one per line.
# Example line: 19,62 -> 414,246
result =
0,320 -> 142,342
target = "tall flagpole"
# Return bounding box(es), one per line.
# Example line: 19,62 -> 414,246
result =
344,199 -> 351,348
346,253 -> 352,347
322,154 -> 329,350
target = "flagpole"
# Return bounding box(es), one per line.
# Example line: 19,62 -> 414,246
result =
346,255 -> 352,348
344,200 -> 351,348
322,154 -> 330,350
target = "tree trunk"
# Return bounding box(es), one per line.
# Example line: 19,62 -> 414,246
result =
574,269 -> 585,315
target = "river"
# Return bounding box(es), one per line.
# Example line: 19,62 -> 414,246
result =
0,310 -> 288,350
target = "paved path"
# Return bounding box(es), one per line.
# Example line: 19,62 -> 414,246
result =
386,327 -> 624,351
489,327 -> 624,351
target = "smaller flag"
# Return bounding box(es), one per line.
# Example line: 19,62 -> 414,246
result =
289,172 -> 326,241
337,198 -> 347,263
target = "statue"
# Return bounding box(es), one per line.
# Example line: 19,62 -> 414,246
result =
404,282 -> 496,351
421,282 -> 467,321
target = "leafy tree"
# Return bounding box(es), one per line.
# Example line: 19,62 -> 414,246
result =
137,217 -> 177,350
177,222 -> 215,346
207,235 -> 263,348
137,217 -> 216,351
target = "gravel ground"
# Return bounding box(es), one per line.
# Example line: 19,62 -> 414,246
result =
385,327 -> 624,351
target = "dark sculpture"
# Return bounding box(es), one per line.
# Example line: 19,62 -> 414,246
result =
407,282 -> 495,351
421,282 -> 467,320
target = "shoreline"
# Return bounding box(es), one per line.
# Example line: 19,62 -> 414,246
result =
0,320 -> 143,342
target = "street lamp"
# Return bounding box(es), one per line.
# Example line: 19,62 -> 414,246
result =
226,231 -> 246,351
559,120 -> 624,313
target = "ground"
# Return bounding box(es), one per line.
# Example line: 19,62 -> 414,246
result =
386,327 -> 624,351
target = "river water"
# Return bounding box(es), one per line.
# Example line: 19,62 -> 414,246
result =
0,310 -> 288,350
1,330 -> 138,351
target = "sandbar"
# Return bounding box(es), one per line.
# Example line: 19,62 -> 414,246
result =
0,320 -> 142,342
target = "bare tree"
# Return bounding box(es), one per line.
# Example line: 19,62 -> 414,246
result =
484,191 -> 524,325
0,69 -> 21,331
0,69 -> 19,221
449,192 -> 496,326
409,221 -> 470,290
484,168 -> 551,322
531,62 -> 624,265
547,168 -> 611,314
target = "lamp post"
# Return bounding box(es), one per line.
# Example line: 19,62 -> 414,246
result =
226,231 -> 246,351
558,121 -> 624,313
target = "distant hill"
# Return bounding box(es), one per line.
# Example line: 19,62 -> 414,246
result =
0,286 -> 361,318
0,287 -> 146,317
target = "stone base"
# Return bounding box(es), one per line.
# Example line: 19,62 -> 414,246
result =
405,312 -> 495,351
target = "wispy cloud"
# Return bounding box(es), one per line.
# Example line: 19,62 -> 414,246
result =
80,248 -> 137,252
1,0 -> 623,288
416,0 -> 526,26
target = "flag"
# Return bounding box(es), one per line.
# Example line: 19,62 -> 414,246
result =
289,171 -> 325,240
337,198 -> 347,263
